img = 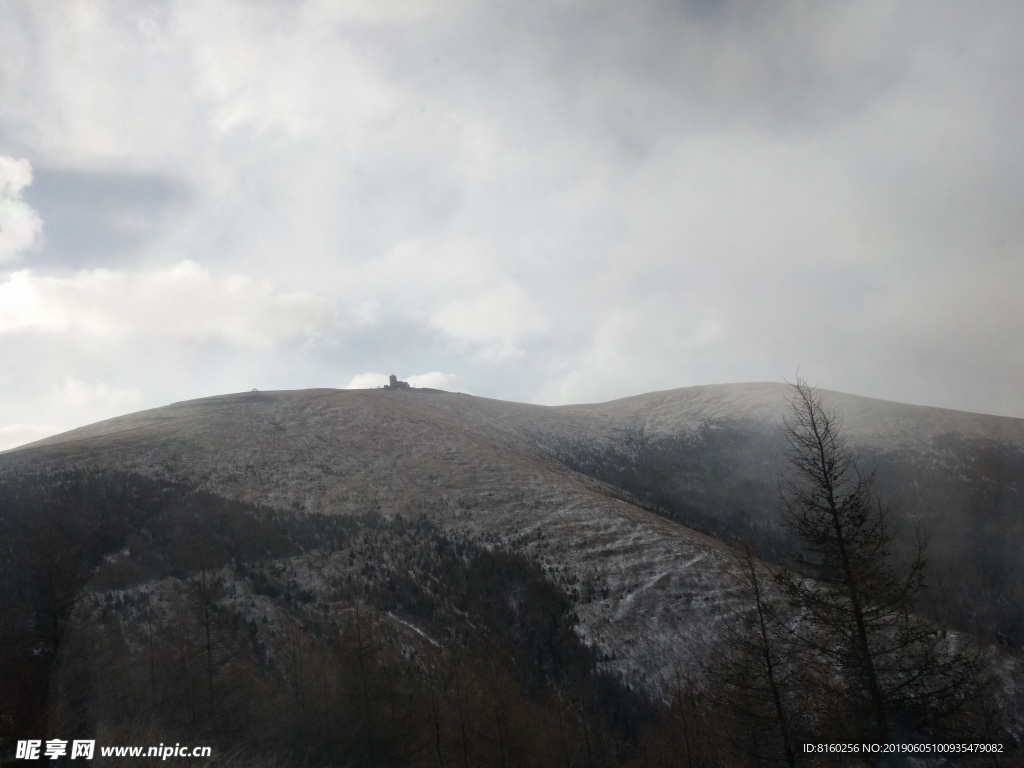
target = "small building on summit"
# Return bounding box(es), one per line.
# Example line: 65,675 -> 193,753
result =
387,374 -> 410,390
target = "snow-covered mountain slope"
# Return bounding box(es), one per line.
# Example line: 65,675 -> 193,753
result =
0,388 -> 745,686
2,382 -> 1022,671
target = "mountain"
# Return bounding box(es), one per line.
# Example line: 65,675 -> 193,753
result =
1,383 -> 1021,765
11,382 -> 1019,643
1,388 -> 752,684
543,383 -> 1024,646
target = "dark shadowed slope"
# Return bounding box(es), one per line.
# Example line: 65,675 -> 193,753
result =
536,383 -> 1024,645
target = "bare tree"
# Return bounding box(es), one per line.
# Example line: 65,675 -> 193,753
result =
778,377 -> 982,743
731,551 -> 800,765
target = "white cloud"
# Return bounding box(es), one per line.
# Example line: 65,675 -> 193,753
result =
0,155 -> 33,198
51,375 -> 141,411
0,377 -> 143,452
429,279 -> 548,361
0,422 -> 60,452
0,261 -> 330,347
0,155 -> 44,262
406,371 -> 467,392
344,372 -> 389,389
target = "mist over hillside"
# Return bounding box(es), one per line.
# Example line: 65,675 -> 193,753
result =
1,383 -> 1021,765
544,384 -> 1024,647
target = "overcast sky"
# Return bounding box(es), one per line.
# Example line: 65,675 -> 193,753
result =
1,1 -> 1022,450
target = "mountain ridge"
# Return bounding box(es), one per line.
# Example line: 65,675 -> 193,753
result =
9,380 -> 1024,459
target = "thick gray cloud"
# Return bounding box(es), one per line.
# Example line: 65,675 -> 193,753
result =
22,167 -> 191,269
1,0 -> 1022,449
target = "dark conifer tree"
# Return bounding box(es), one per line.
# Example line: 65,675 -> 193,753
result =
701,549 -> 801,766
778,377 -> 983,743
